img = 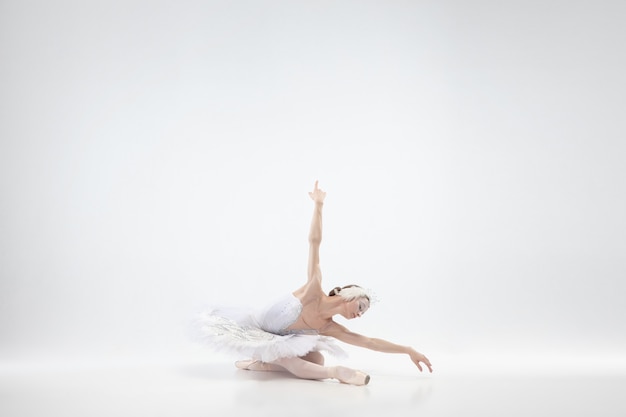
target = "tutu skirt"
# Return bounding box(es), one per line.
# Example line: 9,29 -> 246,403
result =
193,294 -> 347,363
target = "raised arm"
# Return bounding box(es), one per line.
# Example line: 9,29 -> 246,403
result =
321,321 -> 433,373
307,180 -> 326,284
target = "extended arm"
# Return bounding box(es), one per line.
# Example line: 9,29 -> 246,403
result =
321,322 -> 433,373
307,181 -> 326,283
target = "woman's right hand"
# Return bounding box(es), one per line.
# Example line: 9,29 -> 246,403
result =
409,348 -> 433,373
308,180 -> 326,204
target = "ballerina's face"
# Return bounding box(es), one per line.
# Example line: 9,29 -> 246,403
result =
345,297 -> 370,319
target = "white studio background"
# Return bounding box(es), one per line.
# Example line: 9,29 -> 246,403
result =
1,1 -> 625,370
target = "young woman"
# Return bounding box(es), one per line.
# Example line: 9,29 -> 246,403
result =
195,181 -> 432,385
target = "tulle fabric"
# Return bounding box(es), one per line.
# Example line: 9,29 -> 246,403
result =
193,294 -> 347,363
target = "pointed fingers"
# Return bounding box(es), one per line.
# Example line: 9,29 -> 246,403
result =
424,357 -> 433,373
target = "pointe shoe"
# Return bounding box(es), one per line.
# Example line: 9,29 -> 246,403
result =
335,366 -> 370,386
235,359 -> 258,370
235,359 -> 276,372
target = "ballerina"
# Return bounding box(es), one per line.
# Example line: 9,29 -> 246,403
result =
195,181 -> 432,385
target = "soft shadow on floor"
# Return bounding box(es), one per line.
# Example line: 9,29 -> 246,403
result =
3,360 -> 624,417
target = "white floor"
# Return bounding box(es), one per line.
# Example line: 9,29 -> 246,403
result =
2,352 -> 625,417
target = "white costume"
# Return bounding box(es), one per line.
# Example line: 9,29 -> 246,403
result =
194,293 -> 347,362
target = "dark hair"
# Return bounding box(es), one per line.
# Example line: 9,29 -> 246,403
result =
328,284 -> 364,297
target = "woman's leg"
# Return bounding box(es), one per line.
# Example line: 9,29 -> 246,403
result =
235,351 -> 324,372
273,357 -> 369,385
236,353 -> 369,385
301,351 -> 324,365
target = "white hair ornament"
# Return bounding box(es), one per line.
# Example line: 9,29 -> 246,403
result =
336,286 -> 378,305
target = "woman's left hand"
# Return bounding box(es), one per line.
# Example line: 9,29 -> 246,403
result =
308,180 -> 326,204
409,348 -> 433,373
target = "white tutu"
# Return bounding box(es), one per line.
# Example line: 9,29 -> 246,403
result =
193,294 -> 347,363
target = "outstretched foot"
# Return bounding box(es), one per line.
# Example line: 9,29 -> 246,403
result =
235,359 -> 281,372
334,366 -> 370,386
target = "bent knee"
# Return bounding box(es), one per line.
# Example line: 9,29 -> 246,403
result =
301,351 -> 324,366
